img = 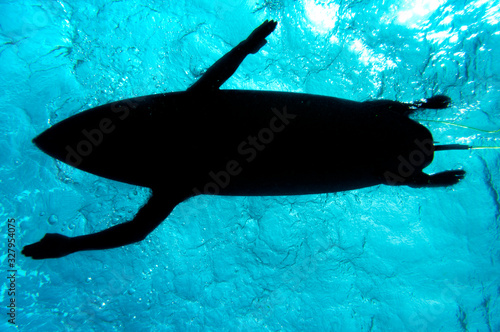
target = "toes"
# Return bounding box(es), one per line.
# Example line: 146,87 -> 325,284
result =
448,170 -> 466,181
431,170 -> 466,186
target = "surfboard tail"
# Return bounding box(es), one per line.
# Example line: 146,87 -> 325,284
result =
434,144 -> 471,151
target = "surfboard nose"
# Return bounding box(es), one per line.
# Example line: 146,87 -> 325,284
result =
32,130 -> 50,152
32,125 -> 68,162
32,106 -> 129,170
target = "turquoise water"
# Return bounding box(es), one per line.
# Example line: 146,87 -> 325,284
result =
1,0 -> 500,330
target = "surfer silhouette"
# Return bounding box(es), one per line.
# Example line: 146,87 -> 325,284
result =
22,20 -> 465,259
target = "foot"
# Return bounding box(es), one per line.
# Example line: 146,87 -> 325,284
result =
409,170 -> 466,188
22,233 -> 74,259
243,20 -> 278,54
415,95 -> 452,109
429,170 -> 466,186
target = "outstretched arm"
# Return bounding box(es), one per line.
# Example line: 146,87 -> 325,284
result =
22,192 -> 182,259
187,20 -> 277,92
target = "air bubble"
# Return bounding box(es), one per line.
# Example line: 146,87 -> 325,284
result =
48,215 -> 58,225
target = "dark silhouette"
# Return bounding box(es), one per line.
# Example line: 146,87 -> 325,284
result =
22,20 -> 466,259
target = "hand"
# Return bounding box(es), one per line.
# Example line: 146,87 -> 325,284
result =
244,20 -> 278,54
22,233 -> 74,259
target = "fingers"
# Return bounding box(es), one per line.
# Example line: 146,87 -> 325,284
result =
261,20 -> 278,36
22,241 -> 45,259
244,20 -> 278,54
21,234 -> 47,257
21,244 -> 33,257
21,244 -> 41,259
255,20 -> 278,39
249,20 -> 278,41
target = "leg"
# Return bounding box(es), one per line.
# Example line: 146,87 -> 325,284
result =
22,191 -> 184,259
187,20 -> 277,92
407,170 -> 466,188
